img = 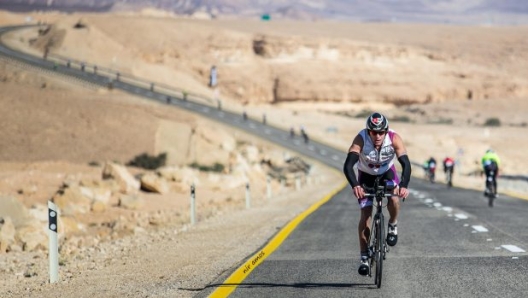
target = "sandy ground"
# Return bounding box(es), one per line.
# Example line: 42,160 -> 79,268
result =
1,10 -> 528,297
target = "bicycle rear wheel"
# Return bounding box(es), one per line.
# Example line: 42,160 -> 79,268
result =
486,179 -> 495,207
488,185 -> 496,207
374,215 -> 384,288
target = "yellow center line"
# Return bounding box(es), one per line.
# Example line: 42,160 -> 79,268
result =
209,182 -> 347,297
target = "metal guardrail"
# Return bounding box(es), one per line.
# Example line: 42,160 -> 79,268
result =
45,52 -> 214,104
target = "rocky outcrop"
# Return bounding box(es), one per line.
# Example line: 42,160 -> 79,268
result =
102,162 -> 140,194
0,149 -> 313,254
201,32 -> 528,105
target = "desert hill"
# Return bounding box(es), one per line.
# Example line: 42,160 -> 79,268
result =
13,14 -> 528,106
1,10 -> 528,186
1,9 -> 528,297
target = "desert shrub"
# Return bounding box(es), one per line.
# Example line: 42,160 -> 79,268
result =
88,161 -> 101,167
236,140 -> 250,147
406,107 -> 426,115
428,117 -> 453,125
484,118 -> 501,127
510,122 -> 527,127
189,162 -> 225,173
392,115 -> 412,123
127,152 -> 167,170
355,110 -> 372,118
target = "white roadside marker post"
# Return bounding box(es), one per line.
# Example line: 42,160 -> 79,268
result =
266,176 -> 272,199
295,174 -> 301,191
245,182 -> 251,209
190,184 -> 196,225
48,200 -> 59,283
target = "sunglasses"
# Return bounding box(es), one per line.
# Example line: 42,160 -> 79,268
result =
368,130 -> 387,136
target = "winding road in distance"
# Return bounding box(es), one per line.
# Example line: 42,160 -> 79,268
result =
1,24 -> 527,298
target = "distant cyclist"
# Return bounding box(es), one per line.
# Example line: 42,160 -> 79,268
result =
343,112 -> 411,276
422,160 -> 429,179
481,149 -> 500,197
426,157 -> 437,183
443,156 -> 455,186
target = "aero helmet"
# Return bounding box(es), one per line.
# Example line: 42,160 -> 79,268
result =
366,112 -> 389,132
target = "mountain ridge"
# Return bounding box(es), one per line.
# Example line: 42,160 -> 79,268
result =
2,0 -> 528,24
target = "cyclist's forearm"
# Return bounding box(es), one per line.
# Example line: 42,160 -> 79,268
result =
398,155 -> 411,188
343,152 -> 360,187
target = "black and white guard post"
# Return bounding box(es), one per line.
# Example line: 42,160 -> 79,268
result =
48,200 -> 59,283
190,183 -> 196,225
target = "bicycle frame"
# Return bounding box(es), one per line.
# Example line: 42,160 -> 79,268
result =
364,177 -> 396,288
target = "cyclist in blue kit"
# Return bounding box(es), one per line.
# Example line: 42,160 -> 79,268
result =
343,112 -> 412,276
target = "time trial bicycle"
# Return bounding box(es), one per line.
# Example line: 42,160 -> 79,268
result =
485,170 -> 496,207
363,177 -> 403,288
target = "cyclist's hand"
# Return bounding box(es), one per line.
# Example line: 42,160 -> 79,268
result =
353,185 -> 365,199
399,187 -> 409,200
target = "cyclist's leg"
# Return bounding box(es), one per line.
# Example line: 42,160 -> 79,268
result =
383,167 -> 400,246
493,167 -> 498,195
358,171 -> 375,254
358,203 -> 372,275
357,171 -> 375,275
358,206 -> 373,253
484,166 -> 492,194
484,167 -> 489,192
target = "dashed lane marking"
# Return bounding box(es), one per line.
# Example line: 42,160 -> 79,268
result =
501,245 -> 526,253
472,225 -> 489,232
455,213 -> 468,220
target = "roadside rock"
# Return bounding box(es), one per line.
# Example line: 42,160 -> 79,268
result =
0,217 -> 16,253
0,196 -> 30,227
102,162 -> 140,194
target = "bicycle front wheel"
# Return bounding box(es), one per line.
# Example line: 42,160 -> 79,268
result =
374,215 -> 384,288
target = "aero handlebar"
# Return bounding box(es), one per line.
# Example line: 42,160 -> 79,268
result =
363,193 -> 406,202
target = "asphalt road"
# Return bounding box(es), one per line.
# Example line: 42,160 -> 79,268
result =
2,24 -> 527,298
212,182 -> 528,298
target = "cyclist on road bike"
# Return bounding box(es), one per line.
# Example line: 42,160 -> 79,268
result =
426,157 -> 437,183
443,157 -> 455,173
482,149 -> 500,197
422,160 -> 429,179
343,112 -> 411,276
443,156 -> 455,184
